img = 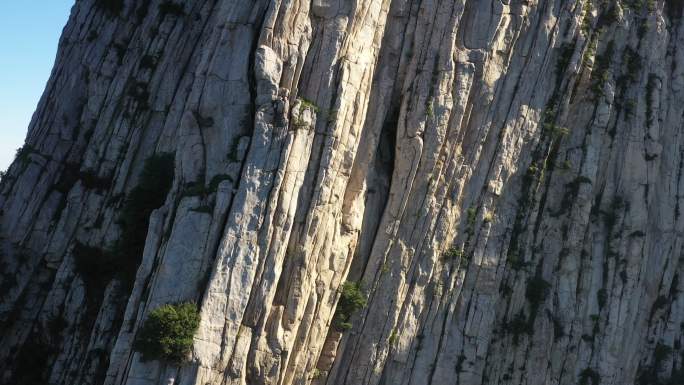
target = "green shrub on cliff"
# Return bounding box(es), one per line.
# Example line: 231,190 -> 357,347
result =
333,282 -> 367,331
134,303 -> 200,364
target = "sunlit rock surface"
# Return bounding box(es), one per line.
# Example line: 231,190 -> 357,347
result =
2,1 -> 684,384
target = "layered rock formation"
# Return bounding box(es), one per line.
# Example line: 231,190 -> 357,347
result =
2,0 -> 684,384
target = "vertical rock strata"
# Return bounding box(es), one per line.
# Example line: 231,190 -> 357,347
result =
1,0 -> 684,384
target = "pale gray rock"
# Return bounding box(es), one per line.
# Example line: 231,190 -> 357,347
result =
1,1 -> 684,385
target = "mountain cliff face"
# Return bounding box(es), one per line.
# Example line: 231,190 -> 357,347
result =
2,0 -> 684,384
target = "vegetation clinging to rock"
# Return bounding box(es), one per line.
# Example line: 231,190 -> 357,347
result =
111,153 -> 175,286
333,282 -> 367,331
158,1 -> 186,16
96,0 -> 124,15
134,303 -> 200,364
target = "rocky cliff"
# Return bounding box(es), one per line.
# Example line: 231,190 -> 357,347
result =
2,0 -> 684,384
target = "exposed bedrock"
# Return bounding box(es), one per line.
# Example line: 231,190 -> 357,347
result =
2,1 -> 684,385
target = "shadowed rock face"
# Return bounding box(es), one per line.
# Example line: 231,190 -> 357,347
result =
1,0 -> 684,384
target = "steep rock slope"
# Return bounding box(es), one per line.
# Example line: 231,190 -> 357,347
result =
2,0 -> 684,384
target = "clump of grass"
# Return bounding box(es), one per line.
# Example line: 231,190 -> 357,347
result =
299,98 -> 320,112
443,246 -> 465,262
590,41 -> 615,98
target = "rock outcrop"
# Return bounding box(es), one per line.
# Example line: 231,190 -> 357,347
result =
2,0 -> 684,384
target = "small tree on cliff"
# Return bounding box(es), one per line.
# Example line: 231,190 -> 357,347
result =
333,282 -> 367,331
134,303 -> 200,364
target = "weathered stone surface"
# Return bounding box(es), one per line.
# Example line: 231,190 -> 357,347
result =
2,1 -> 684,385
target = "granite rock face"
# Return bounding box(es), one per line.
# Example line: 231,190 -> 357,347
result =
2,1 -> 684,384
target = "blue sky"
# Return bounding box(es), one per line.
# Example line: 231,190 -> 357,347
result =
0,1 -> 74,171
